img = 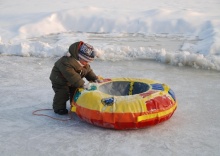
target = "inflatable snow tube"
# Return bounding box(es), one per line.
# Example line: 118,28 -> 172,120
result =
71,78 -> 177,130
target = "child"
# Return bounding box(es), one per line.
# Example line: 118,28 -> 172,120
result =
50,41 -> 100,115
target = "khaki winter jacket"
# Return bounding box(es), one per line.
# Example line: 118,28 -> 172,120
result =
49,41 -> 97,87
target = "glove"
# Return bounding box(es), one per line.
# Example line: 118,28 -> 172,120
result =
95,75 -> 104,83
83,83 -> 90,90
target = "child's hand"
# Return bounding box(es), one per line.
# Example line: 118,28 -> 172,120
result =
83,83 -> 90,90
95,75 -> 104,83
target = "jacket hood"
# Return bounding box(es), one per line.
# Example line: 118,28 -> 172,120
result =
68,41 -> 83,60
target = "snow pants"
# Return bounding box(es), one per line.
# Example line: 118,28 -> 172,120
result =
52,83 -> 76,111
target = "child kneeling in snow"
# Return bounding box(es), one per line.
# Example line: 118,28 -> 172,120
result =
50,41 -> 101,115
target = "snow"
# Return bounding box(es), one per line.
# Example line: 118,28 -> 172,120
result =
1,0 -> 220,70
0,0 -> 220,155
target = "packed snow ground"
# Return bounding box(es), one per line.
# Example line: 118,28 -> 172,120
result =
0,56 -> 220,155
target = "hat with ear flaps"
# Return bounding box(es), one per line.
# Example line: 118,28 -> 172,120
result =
68,41 -> 97,62
78,43 -> 96,62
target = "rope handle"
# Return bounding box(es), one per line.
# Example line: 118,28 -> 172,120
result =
32,109 -> 73,121
32,87 -> 79,121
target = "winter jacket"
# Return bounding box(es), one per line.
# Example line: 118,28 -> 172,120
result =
49,41 -> 97,87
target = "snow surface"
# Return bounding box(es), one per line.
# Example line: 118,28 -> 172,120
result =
0,0 -> 220,155
0,0 -> 220,70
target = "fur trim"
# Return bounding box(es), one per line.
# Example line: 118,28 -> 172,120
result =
65,52 -> 71,57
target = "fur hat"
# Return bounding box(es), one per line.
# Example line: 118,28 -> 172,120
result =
78,43 -> 96,62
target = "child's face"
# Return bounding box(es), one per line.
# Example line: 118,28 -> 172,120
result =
79,58 -> 89,66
